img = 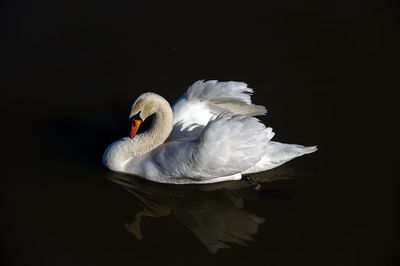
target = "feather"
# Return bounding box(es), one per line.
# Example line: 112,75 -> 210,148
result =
171,80 -> 267,141
125,113 -> 273,183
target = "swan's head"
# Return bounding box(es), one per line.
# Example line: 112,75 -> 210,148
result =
128,92 -> 169,139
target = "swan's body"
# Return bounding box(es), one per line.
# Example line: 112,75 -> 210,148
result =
103,80 -> 317,184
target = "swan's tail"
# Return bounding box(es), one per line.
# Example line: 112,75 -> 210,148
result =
242,141 -> 317,174
299,145 -> 319,154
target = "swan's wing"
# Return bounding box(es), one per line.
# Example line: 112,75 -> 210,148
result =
127,113 -> 275,183
169,80 -> 267,141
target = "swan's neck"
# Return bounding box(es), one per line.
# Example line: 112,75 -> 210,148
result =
103,99 -> 173,172
136,104 -> 173,156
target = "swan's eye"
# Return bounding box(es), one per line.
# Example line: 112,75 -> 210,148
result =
129,111 -> 142,122
137,114 -> 154,134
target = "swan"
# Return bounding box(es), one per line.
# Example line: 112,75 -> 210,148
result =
103,80 -> 317,184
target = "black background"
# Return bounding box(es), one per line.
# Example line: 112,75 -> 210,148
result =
1,0 -> 399,265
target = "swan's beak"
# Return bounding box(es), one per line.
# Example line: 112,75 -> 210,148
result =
129,120 -> 142,139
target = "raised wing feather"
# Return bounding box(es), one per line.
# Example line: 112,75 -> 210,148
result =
170,80 -> 267,141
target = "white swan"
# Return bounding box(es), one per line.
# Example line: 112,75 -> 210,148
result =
103,80 -> 317,184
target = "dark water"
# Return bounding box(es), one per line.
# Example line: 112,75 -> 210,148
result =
1,0 -> 399,265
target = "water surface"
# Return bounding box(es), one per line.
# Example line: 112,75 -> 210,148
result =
1,0 -> 398,265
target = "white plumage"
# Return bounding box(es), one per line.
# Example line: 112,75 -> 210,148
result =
103,80 -> 317,184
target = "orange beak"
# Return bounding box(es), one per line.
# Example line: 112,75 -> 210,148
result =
129,119 -> 142,139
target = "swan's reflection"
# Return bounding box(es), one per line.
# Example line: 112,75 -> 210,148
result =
107,167 -> 298,253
